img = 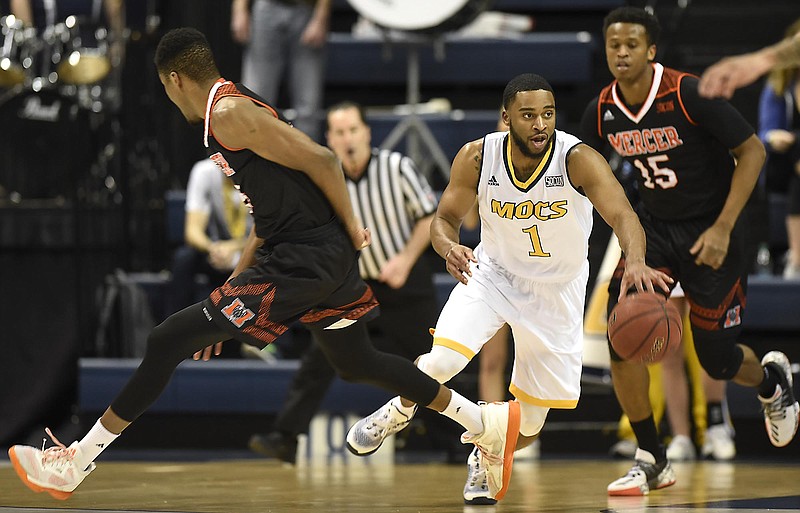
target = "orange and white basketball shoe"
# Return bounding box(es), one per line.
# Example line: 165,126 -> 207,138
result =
461,401 -> 520,501
8,429 -> 95,500
607,448 -> 675,496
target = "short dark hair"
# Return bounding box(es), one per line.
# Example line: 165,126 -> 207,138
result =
154,27 -> 220,82
502,74 -> 554,109
326,101 -> 368,130
603,7 -> 661,46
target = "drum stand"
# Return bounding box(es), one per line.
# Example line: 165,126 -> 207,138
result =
377,32 -> 453,181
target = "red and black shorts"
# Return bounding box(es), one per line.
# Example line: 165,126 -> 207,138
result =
608,208 -> 750,340
203,222 -> 379,348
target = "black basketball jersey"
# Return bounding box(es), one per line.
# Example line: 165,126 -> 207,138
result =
203,80 -> 335,241
581,63 -> 754,221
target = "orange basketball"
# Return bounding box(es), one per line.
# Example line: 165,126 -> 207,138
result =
607,292 -> 682,364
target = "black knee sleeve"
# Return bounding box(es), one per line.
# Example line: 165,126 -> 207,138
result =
311,323 -> 440,406
110,304 -> 228,421
693,330 -> 744,380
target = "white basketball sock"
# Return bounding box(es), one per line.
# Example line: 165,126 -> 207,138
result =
440,390 -> 483,434
75,419 -> 119,470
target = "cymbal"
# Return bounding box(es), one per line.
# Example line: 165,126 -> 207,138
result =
57,52 -> 111,85
0,58 -> 25,87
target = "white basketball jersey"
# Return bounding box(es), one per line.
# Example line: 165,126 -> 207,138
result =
475,130 -> 594,282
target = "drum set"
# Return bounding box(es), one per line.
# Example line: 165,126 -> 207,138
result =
0,14 -> 119,201
1,14 -> 116,102
346,0 -> 491,180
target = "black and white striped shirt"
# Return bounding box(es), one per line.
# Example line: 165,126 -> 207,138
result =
346,148 -> 438,280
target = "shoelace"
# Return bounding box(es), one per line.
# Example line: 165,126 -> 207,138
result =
474,444 -> 503,465
764,386 -> 789,421
617,460 -> 662,485
366,407 -> 404,436
629,459 -> 667,483
764,390 -> 789,420
40,427 -> 75,470
624,464 -> 645,479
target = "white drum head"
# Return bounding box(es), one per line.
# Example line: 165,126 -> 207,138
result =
348,0 -> 483,32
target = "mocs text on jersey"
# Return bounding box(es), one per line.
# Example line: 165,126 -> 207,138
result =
491,198 -> 568,221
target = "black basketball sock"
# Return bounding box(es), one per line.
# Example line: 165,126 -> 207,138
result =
757,364 -> 780,399
630,414 -> 665,463
707,401 -> 724,427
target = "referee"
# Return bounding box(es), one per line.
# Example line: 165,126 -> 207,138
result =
249,101 -> 443,463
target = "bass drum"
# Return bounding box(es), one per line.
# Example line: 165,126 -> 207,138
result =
0,88 -> 94,200
347,0 -> 492,33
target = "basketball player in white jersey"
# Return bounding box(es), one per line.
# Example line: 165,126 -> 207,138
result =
346,73 -> 672,504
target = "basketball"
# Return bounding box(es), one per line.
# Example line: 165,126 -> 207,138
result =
607,292 -> 682,364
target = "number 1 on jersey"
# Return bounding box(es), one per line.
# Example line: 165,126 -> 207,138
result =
523,224 -> 550,257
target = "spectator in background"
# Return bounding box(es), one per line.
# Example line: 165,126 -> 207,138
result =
248,101 -> 442,463
758,18 -> 800,279
10,0 -> 124,33
231,0 -> 329,142
166,158 -> 252,318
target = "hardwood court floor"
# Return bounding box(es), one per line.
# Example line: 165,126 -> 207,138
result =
1,456 -> 799,513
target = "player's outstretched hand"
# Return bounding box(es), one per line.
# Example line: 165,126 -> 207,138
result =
698,53 -> 771,99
